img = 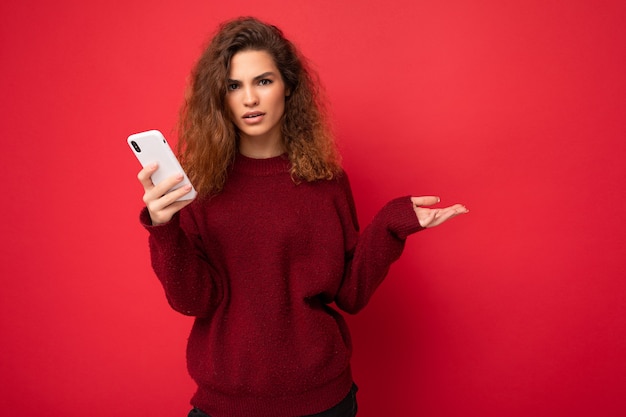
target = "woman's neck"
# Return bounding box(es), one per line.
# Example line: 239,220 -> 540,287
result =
238,134 -> 285,159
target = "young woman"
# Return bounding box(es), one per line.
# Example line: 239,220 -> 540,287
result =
137,17 -> 468,417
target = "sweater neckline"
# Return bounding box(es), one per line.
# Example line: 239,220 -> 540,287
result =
233,152 -> 291,176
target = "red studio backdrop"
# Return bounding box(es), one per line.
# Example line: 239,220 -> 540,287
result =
1,1 -> 625,416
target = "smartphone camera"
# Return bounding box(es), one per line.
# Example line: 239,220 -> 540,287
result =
130,140 -> 142,153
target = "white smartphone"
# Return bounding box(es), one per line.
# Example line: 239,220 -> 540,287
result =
127,130 -> 197,201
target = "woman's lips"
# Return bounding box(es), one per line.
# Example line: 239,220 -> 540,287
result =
242,111 -> 265,124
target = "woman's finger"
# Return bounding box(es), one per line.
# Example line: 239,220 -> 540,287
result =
143,173 -> 184,204
137,163 -> 158,190
411,196 -> 440,207
149,197 -> 194,225
155,184 -> 193,208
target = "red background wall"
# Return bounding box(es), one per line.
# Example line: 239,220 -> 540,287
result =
1,1 -> 625,416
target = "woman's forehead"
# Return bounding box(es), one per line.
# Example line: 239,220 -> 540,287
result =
228,50 -> 279,79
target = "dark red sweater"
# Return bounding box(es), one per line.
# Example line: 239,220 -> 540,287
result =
140,153 -> 422,417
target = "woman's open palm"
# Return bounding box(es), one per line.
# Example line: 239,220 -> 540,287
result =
411,196 -> 469,228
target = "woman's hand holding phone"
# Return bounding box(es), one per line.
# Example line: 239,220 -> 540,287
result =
138,163 -> 195,225
128,130 -> 197,225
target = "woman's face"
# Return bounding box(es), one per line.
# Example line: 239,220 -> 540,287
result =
226,49 -> 289,157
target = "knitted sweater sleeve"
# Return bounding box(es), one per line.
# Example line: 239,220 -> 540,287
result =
140,207 -> 220,318
334,174 -> 423,314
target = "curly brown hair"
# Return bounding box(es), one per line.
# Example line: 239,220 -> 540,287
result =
176,17 -> 342,197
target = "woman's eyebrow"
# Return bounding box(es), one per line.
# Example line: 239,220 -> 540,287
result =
228,71 -> 277,84
253,71 -> 276,81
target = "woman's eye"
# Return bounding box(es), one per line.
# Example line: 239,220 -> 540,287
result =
227,83 -> 239,91
259,79 -> 272,86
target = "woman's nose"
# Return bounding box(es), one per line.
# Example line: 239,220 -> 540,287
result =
243,87 -> 258,107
